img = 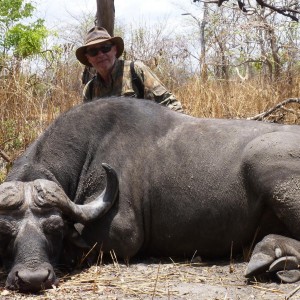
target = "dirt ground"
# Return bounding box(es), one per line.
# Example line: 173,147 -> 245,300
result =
1,258 -> 300,300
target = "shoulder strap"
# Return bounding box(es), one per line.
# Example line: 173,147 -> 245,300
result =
130,61 -> 144,99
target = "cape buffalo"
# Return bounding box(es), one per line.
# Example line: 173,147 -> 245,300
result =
1,97 -> 300,292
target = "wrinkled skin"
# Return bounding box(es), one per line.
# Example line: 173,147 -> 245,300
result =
2,97 -> 300,292
0,182 -> 62,291
0,166 -> 118,292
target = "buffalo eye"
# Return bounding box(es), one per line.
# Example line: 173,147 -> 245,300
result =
41,215 -> 64,261
41,215 -> 64,236
0,219 -> 16,235
0,219 -> 16,254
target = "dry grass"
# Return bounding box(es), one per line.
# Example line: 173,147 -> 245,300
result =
0,257 -> 299,299
0,69 -> 82,149
177,75 -> 300,123
0,65 -> 82,179
1,71 -> 300,181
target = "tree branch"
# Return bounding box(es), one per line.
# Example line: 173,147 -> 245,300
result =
193,0 -> 300,21
249,98 -> 300,121
256,0 -> 299,21
0,149 -> 11,163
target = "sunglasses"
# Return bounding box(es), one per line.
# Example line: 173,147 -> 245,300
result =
86,44 -> 113,57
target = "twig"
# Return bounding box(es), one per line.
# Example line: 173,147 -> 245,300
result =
246,226 -> 260,262
190,250 -> 198,265
152,263 -> 161,300
79,243 -> 97,265
110,249 -> 120,271
0,149 -> 11,163
250,284 -> 284,293
0,137 -> 15,147
286,285 -> 300,299
229,241 -> 234,273
95,248 -> 103,273
249,98 -> 300,121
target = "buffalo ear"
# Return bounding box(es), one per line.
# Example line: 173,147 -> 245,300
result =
61,224 -> 91,268
65,224 -> 90,249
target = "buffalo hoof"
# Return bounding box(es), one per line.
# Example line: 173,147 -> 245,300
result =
269,256 -> 298,273
245,255 -> 300,283
245,234 -> 300,283
245,252 -> 274,277
269,257 -> 300,283
5,263 -> 58,292
276,270 -> 300,283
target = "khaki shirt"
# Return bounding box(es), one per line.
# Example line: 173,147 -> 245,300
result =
83,59 -> 183,111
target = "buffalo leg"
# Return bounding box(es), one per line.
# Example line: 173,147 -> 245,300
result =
243,132 -> 300,282
246,234 -> 300,282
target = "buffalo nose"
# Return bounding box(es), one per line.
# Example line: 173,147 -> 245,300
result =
6,264 -> 57,292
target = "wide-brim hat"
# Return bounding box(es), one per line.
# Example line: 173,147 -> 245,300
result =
76,26 -> 124,67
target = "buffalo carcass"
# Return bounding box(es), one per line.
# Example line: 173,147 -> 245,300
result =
1,97 -> 300,292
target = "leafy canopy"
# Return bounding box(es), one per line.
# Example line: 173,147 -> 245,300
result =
0,0 -> 49,59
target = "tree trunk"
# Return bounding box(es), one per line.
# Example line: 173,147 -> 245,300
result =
82,0 -> 116,84
199,2 -> 208,80
96,0 -> 115,36
267,26 -> 281,81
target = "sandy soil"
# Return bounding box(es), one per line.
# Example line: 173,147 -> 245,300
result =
1,258 -> 300,300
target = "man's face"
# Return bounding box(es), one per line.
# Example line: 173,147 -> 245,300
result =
85,43 -> 117,75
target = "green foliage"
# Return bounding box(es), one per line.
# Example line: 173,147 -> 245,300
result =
5,19 -> 48,57
0,0 -> 49,59
253,61 -> 263,71
0,0 -> 34,25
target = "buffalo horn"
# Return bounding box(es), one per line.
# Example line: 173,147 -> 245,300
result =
34,163 -> 119,223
